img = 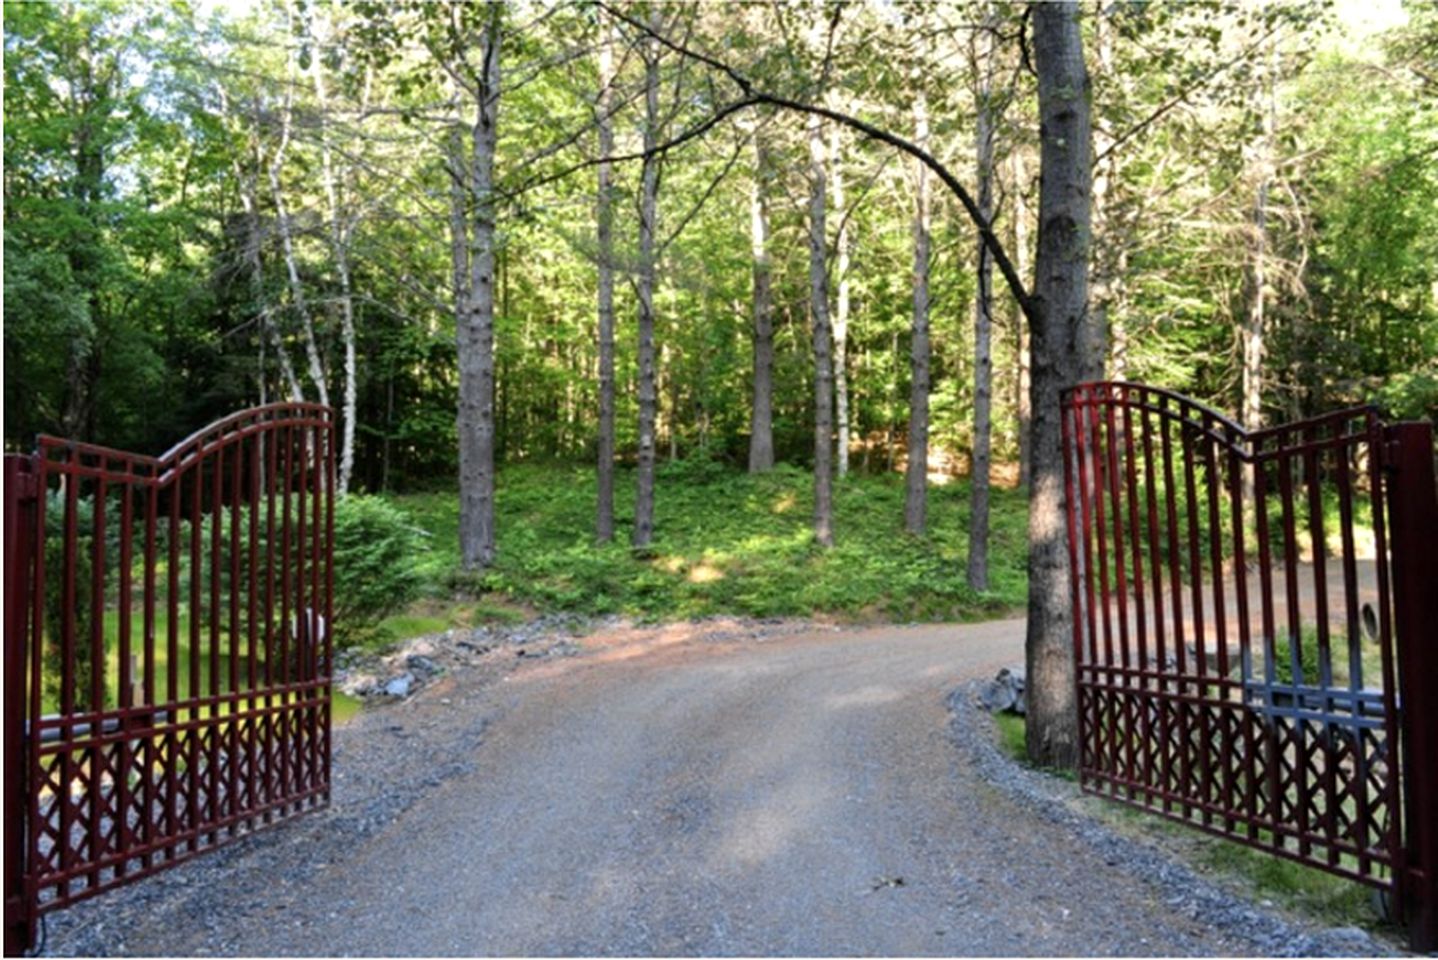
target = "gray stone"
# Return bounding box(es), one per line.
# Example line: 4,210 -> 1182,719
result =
382,673 -> 415,698
979,667 -> 1026,715
406,654 -> 442,677
339,672 -> 379,697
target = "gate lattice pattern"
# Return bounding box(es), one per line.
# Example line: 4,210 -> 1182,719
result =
1062,383 -> 1411,886
4,404 -> 334,950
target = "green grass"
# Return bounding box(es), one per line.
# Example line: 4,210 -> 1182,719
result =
1194,833 -> 1375,926
372,598 -> 529,649
42,609 -> 362,725
391,461 -> 1030,622
991,710 -> 1384,931
993,711 -> 1028,762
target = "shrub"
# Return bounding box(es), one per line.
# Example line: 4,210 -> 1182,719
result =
1271,626 -> 1325,686
42,491 -> 104,711
42,534 -> 102,711
331,495 -> 424,648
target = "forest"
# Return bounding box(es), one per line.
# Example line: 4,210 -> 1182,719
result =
5,1 -> 1437,758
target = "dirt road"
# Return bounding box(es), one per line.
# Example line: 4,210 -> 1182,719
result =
44,620 -> 1388,956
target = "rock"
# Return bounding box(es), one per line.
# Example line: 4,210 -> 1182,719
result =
1318,926 -> 1374,954
339,673 -> 378,697
406,654 -> 442,677
381,673 -> 415,698
979,667 -> 1026,715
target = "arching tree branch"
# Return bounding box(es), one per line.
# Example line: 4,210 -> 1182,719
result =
595,1 -> 1038,324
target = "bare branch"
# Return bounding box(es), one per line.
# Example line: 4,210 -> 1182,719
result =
596,1 -> 1037,321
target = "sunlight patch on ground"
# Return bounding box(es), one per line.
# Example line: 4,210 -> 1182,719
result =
688,561 -> 725,584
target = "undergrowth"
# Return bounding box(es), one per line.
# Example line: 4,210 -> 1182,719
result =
386,461 -> 1030,624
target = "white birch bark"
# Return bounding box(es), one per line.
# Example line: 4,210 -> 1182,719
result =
310,12 -> 359,494
830,123 -> 851,477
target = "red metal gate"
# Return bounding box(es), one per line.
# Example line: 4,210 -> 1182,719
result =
3,404 -> 335,953
1062,382 -> 1437,950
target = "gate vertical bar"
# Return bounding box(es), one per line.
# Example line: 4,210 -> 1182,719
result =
1385,422 -> 1438,952
4,455 -> 38,953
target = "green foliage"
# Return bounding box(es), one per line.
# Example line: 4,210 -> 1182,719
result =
1269,626 -> 1325,686
1195,839 -> 1375,929
331,495 -> 425,647
42,533 -> 102,711
394,462 -> 1029,622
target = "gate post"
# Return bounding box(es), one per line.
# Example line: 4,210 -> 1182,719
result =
1386,422 -> 1438,952
4,454 -> 38,954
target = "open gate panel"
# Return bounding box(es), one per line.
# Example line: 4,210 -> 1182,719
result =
1061,382 -> 1437,950
4,404 -> 335,952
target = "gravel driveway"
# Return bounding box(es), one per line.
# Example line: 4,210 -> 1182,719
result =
43,619 -> 1395,956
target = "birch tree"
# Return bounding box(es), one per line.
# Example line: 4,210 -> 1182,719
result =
1243,40 -> 1278,434
830,122 -> 852,477
267,3 -> 330,411
309,8 -> 363,494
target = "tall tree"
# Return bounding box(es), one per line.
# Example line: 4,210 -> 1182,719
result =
595,12 -> 618,539
830,122 -> 852,477
632,8 -> 662,549
454,5 -> 502,570
308,7 -> 364,494
1025,0 -> 1097,767
967,5 -> 999,592
1011,149 -> 1034,489
267,2 -> 331,413
904,89 -> 931,535
1243,39 -> 1277,433
748,125 -> 776,474
807,110 -> 836,547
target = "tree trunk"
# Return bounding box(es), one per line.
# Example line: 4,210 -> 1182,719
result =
967,14 -> 998,592
831,124 -> 851,478
1090,9 -> 1123,381
1012,149 -> 1033,489
232,145 -> 303,404
1243,43 -> 1276,435
1026,0 -> 1097,768
595,13 -> 618,540
808,112 -> 835,547
310,26 -> 359,494
905,90 -> 932,536
748,130 -> 775,474
632,17 -> 661,549
456,16 -> 500,570
267,69 -> 330,412
382,374 -> 394,493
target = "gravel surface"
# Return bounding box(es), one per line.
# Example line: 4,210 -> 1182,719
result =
949,684 -> 1399,958
39,617 -> 1402,957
